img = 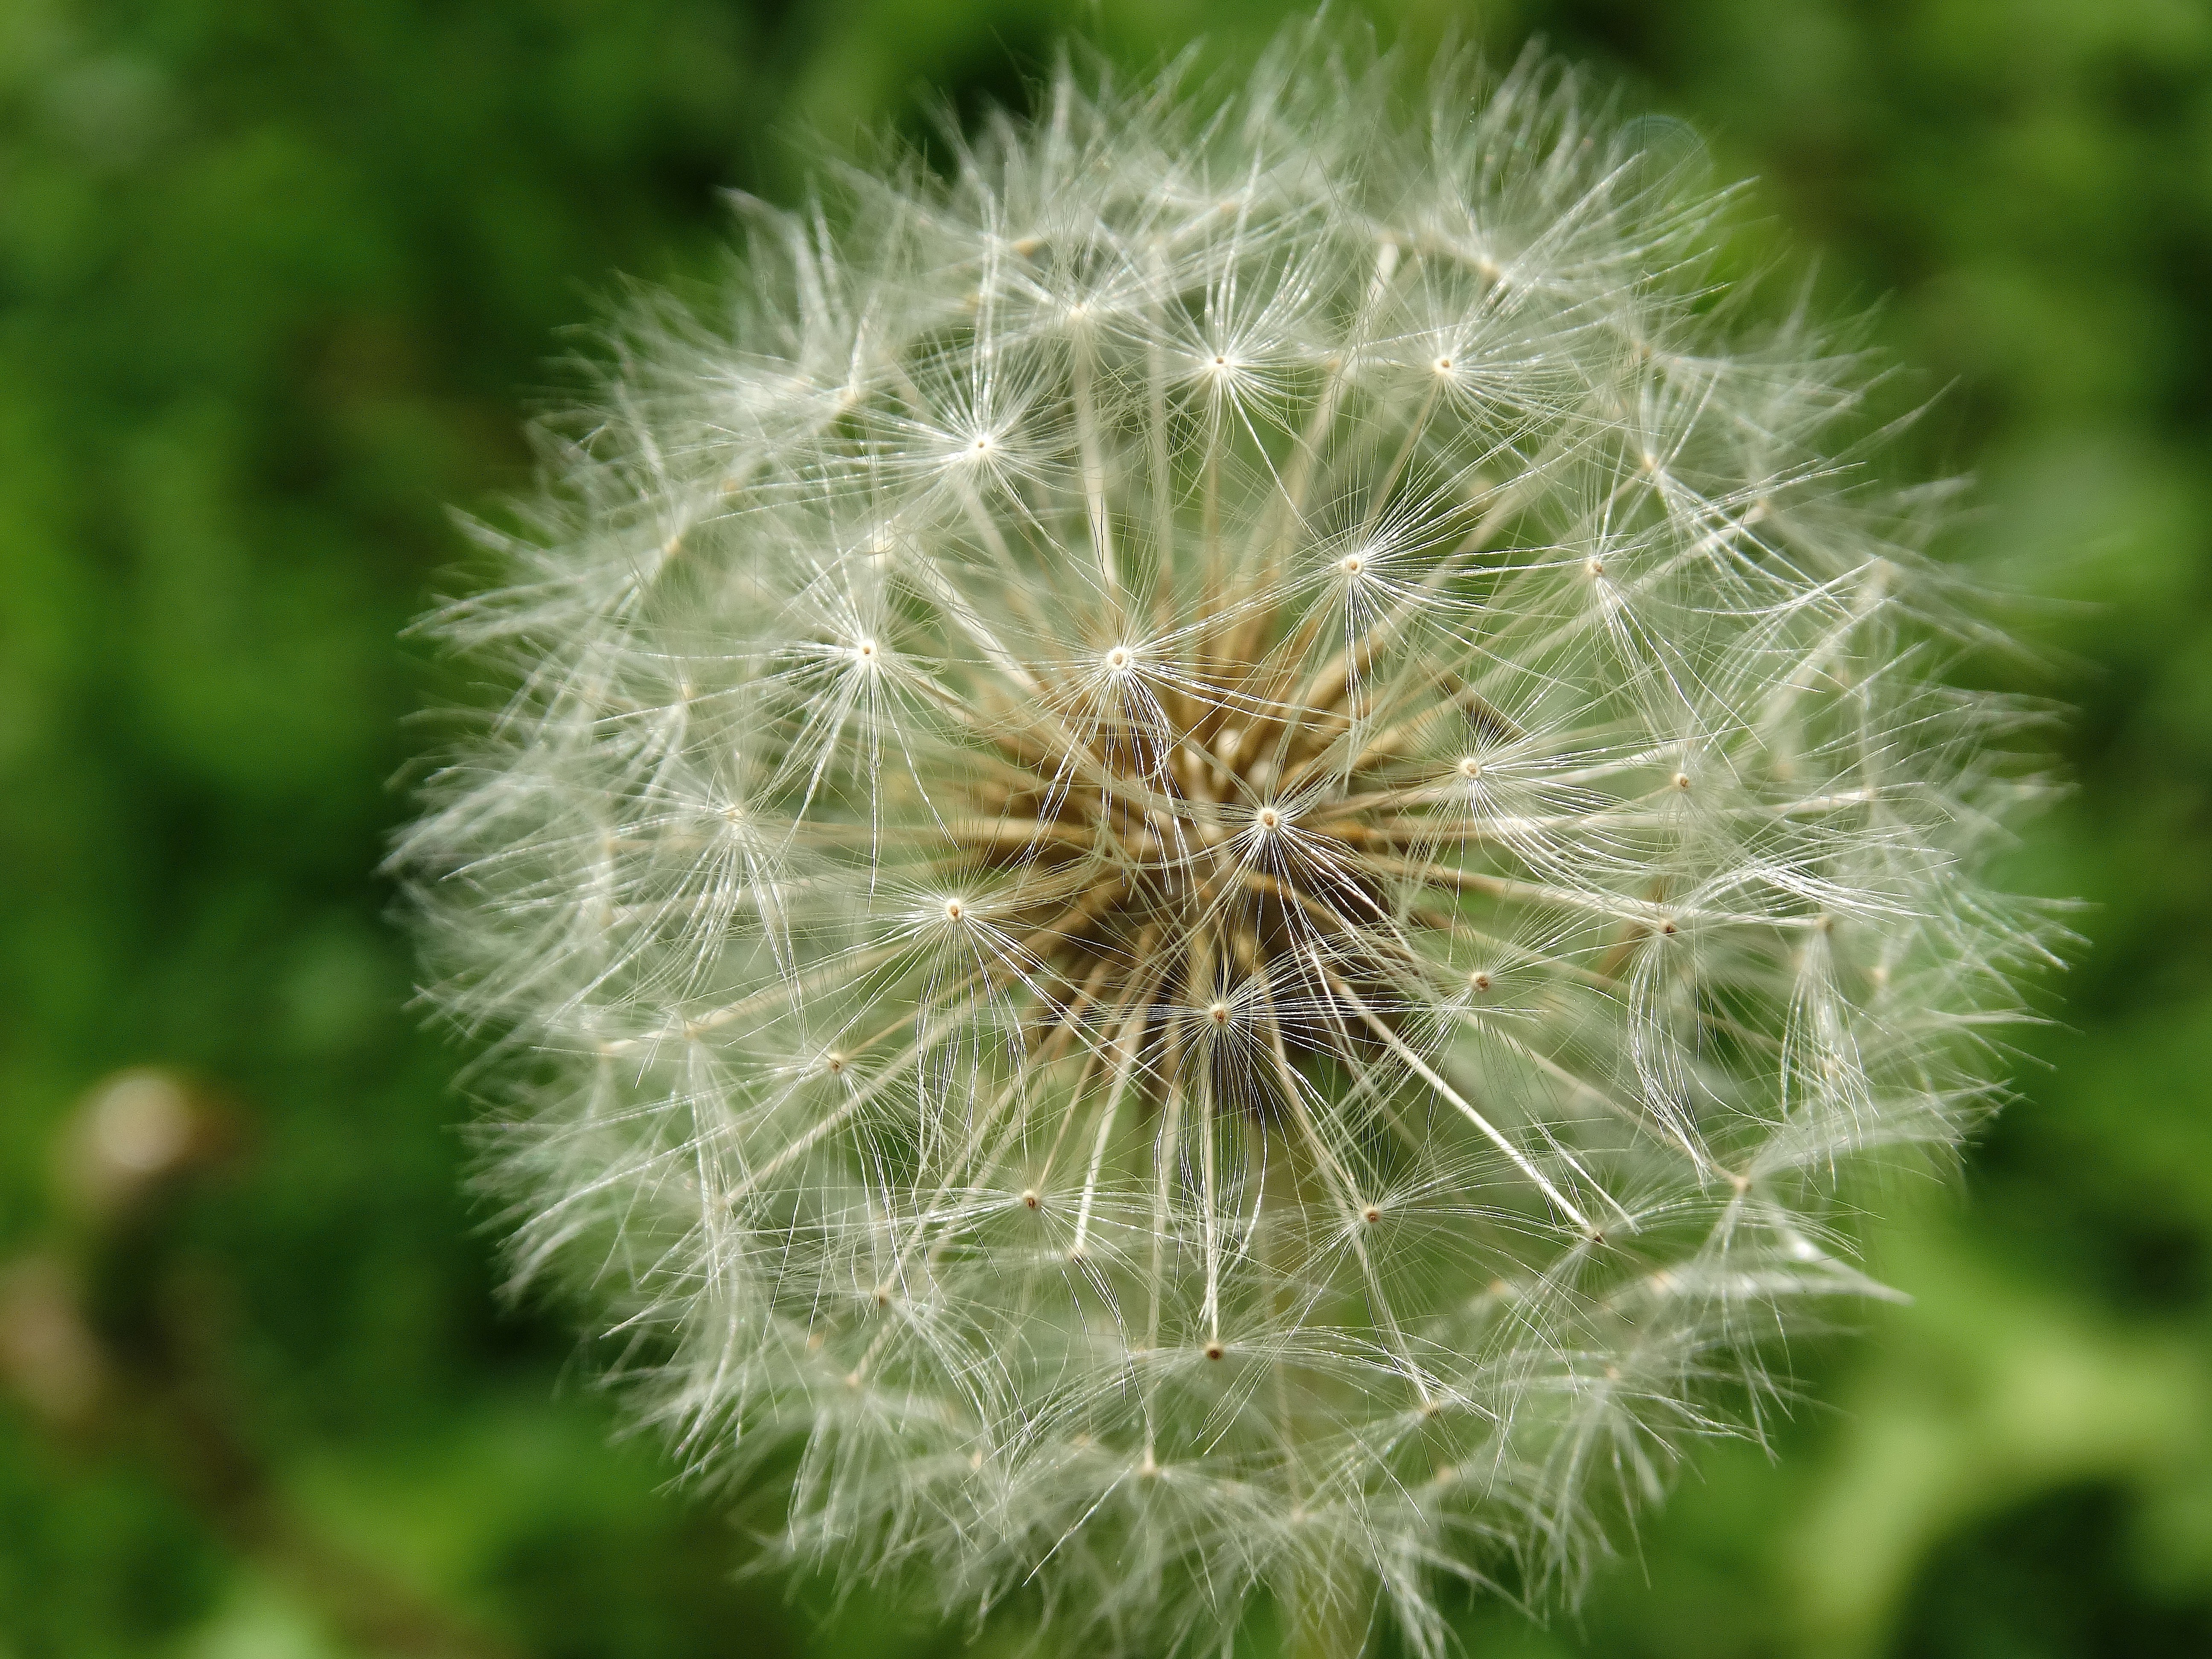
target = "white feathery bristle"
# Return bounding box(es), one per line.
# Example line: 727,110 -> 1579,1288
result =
395,23 -> 2058,1656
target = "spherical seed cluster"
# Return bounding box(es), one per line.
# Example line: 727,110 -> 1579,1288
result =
397,31 -> 2054,1656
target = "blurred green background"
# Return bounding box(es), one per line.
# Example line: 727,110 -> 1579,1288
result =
3,1 -> 2209,1655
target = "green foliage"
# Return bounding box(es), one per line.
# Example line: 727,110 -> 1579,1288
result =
1,2 -> 2207,1655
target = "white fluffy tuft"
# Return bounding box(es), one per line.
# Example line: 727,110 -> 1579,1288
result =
396,24 -> 2057,1656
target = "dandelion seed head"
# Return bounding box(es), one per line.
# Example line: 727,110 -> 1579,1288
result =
395,20 -> 2059,1658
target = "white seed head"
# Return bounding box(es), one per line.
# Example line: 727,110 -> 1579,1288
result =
395,23 -> 2057,1659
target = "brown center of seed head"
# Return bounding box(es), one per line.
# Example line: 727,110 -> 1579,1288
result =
940,622 -> 1426,1121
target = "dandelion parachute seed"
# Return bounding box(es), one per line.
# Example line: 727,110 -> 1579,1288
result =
397,25 -> 2055,1657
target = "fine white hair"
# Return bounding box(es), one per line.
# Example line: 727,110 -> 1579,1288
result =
395,20 -> 2057,1656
